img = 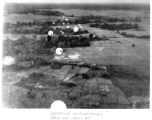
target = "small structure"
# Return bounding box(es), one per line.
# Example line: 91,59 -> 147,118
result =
117,29 -> 119,33
132,44 -> 135,47
89,33 -> 93,39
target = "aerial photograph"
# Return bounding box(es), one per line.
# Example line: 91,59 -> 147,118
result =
2,0 -> 150,109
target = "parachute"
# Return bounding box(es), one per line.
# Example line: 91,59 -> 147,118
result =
56,48 -> 63,55
78,24 -> 83,30
73,26 -> 79,32
65,18 -> 69,21
66,26 -> 70,28
60,31 -> 64,35
57,26 -> 61,28
51,100 -> 67,109
61,16 -> 65,19
3,56 -> 15,66
48,30 -> 53,36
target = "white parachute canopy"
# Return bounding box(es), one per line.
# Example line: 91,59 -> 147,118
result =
60,31 -> 64,35
61,16 -> 64,19
56,48 -> 63,55
78,24 -> 83,30
57,26 -> 61,28
73,26 -> 79,32
65,18 -> 69,21
48,30 -> 53,36
3,56 -> 15,66
62,16 -> 67,20
66,26 -> 70,28
51,100 -> 67,109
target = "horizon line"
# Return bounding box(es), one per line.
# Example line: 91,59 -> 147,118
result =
4,2 -> 150,5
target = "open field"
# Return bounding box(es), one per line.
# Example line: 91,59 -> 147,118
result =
4,9 -> 150,23
2,3 -> 150,109
4,14 -> 77,23
54,9 -> 150,18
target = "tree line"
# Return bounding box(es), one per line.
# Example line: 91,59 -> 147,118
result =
4,15 -> 141,28
5,9 -> 64,16
4,25 -> 89,35
90,23 -> 139,30
120,32 -> 150,39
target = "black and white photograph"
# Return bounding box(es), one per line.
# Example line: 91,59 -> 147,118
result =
2,0 -> 150,110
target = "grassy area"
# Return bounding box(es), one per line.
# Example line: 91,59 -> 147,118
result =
106,65 -> 149,98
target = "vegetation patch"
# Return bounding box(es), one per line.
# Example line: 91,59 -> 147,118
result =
120,32 -> 150,39
3,36 -> 54,70
105,65 -> 149,98
90,23 -> 139,30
